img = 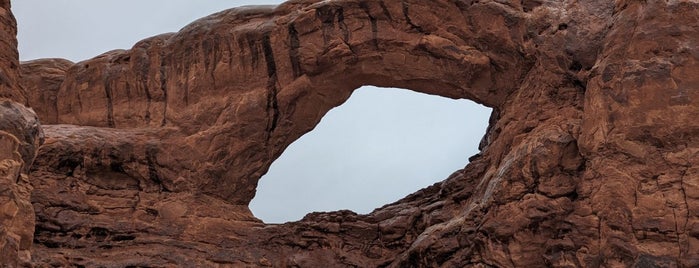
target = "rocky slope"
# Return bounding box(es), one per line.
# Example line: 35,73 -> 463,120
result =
0,0 -> 697,266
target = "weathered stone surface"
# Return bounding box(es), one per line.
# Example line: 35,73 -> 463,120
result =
0,0 -> 24,104
0,0 -> 42,265
40,0 -> 530,209
0,100 -> 42,266
1,0 -> 698,266
20,59 -> 73,125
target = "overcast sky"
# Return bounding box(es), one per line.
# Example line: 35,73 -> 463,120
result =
14,0 -> 491,223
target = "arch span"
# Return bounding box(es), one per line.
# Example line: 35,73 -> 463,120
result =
27,0 -> 531,205
18,0 -> 699,266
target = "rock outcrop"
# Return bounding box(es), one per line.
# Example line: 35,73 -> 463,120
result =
0,100 -> 42,267
0,1 -> 42,266
0,0 -> 24,104
2,0 -> 699,266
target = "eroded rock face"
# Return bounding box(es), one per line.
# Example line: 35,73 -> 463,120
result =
0,100 -> 42,267
2,0 -> 698,266
0,0 -> 24,104
0,1 -> 42,265
20,59 -> 73,125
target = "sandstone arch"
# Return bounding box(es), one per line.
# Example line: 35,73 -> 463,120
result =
1,0 -> 698,266
29,0 -> 531,206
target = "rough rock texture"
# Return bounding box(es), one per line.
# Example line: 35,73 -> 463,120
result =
0,100 -> 42,267
20,59 -> 73,125
0,0 -> 42,266
2,0 -> 699,266
0,1 -> 23,104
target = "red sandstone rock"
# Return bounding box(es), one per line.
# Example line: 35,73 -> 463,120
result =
0,100 -> 41,267
0,0 -> 697,266
0,0 -> 25,104
0,1 -> 42,266
20,59 -> 73,125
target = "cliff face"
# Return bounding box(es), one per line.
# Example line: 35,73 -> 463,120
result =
1,0 -> 698,266
0,1 -> 42,266
0,0 -> 24,103
0,100 -> 41,267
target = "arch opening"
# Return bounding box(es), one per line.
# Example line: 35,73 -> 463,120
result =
250,86 -> 492,223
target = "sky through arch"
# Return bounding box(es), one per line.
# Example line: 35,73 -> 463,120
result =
251,86 -> 490,223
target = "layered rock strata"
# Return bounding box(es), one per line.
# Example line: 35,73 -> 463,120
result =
2,0 -> 698,266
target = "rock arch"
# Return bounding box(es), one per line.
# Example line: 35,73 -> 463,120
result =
31,0 -> 531,206
3,0 -> 698,266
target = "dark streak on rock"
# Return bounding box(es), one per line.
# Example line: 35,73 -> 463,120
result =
202,36 -> 219,87
360,2 -> 380,49
146,144 -> 166,192
183,70 -> 190,106
203,39 -> 212,72
125,81 -> 132,102
212,36 -> 220,86
402,0 -> 426,33
262,34 -> 280,134
317,5 -> 337,45
159,52 -> 168,127
337,7 -> 350,43
379,1 -> 393,21
248,36 -> 260,68
136,51 -> 152,125
262,34 -> 278,80
288,24 -> 302,78
236,37 -> 248,67
226,37 -> 234,67
143,82 -> 152,125
104,75 -> 116,128
317,5 -> 336,25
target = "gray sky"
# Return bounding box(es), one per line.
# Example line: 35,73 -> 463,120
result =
14,1 -> 491,223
